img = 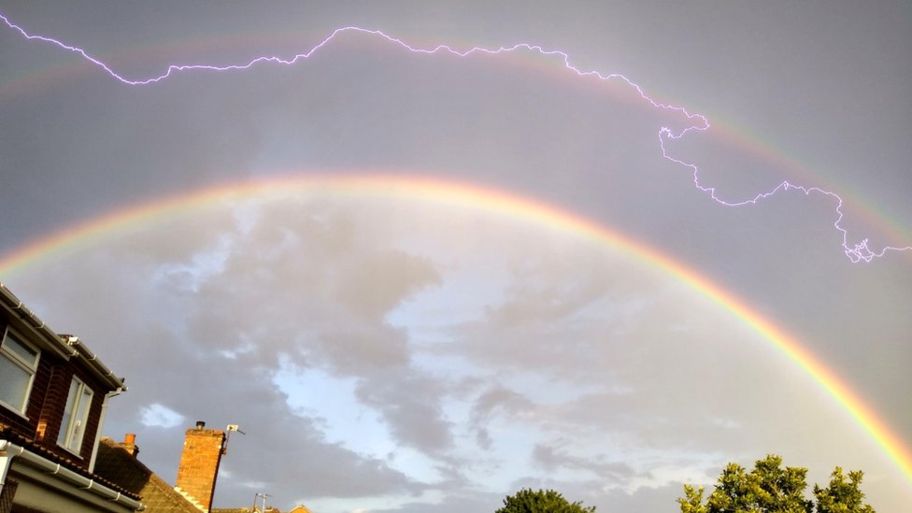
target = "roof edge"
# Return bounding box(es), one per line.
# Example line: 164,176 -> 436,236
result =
0,282 -> 126,391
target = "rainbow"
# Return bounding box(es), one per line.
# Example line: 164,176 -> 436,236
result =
1,15 -> 909,254
694,116 -> 912,249
0,172 -> 910,485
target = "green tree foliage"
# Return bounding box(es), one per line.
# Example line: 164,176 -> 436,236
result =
814,467 -> 875,513
496,488 -> 596,513
678,484 -> 707,513
677,455 -> 876,513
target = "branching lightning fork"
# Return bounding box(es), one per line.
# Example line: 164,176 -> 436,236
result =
1,11 -> 909,263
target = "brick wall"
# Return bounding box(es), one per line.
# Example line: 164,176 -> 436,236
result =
0,316 -> 110,469
36,364 -> 69,443
175,423 -> 226,512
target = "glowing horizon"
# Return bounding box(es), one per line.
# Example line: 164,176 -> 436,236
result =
0,172 -> 909,485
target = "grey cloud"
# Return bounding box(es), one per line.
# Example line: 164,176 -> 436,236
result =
132,199 -> 438,370
16,194 -> 906,510
315,325 -> 411,373
503,476 -> 691,512
471,385 -> 536,424
8,199 -> 450,507
532,444 -> 634,483
483,247 -> 657,327
333,248 -> 441,320
369,491 -> 503,513
355,370 -> 454,454
169,201 -> 456,455
467,385 -> 537,451
3,3 -> 910,510
475,427 -> 493,450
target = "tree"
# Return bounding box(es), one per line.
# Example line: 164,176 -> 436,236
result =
677,455 -> 876,513
814,467 -> 875,513
678,484 -> 707,513
496,488 -> 596,513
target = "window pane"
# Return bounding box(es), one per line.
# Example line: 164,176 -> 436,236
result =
2,333 -> 38,367
0,355 -> 30,410
58,379 -> 80,446
67,386 -> 93,452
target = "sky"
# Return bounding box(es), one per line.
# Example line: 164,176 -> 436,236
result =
0,2 -> 910,512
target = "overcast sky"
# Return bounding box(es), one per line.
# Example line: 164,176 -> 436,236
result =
0,2 -> 910,512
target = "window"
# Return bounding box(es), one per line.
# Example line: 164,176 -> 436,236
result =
58,377 -> 94,455
0,328 -> 40,414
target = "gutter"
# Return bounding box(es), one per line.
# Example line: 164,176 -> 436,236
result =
0,439 -> 143,511
0,283 -> 126,390
0,282 -> 72,360
64,336 -> 127,391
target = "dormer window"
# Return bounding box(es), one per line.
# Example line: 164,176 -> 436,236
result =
0,328 -> 40,414
58,376 -> 94,455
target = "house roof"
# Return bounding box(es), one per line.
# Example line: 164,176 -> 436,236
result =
93,437 -> 301,513
93,438 -> 200,513
0,282 -> 126,391
0,423 -> 139,501
211,509 -> 284,513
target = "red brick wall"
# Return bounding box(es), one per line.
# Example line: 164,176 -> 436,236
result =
175,426 -> 226,512
0,317 -> 110,469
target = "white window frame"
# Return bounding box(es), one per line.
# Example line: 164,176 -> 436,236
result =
0,326 -> 40,415
57,376 -> 95,457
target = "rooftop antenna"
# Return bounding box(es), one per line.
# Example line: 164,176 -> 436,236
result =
223,423 -> 245,455
253,492 -> 271,513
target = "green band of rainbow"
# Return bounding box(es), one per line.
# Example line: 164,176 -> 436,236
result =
1,173 -> 909,484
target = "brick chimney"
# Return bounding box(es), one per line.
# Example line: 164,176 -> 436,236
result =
174,421 -> 226,513
122,433 -> 140,456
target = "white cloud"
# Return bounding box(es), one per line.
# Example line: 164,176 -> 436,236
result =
11,193 -> 908,511
273,356 -> 395,459
139,403 -> 185,428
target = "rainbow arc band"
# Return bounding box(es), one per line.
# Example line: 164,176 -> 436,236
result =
0,173 -> 909,484
0,11 -> 909,262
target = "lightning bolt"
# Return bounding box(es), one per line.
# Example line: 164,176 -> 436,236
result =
2,11 -> 909,263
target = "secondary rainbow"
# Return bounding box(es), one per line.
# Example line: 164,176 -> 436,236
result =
0,173 -> 909,485
2,15 -> 909,253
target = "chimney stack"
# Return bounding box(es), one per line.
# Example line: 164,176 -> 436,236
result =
122,433 -> 140,457
175,421 -> 226,513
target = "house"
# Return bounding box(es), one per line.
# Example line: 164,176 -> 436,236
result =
0,282 -> 311,513
0,283 -> 142,513
96,422 -> 312,513
95,421 -> 229,513
93,433 -> 204,513
210,509 -> 284,513
210,509 -> 283,513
